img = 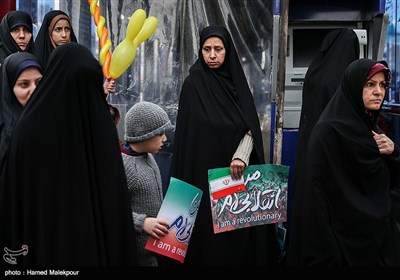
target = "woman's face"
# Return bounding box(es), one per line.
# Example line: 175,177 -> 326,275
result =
202,36 -> 226,69
13,67 -> 42,106
51,19 -> 71,46
362,71 -> 387,111
10,26 -> 32,51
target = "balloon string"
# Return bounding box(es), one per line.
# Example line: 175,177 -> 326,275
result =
88,0 -> 112,78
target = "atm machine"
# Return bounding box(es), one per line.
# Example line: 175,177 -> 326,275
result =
284,26 -> 368,130
282,0 -> 387,130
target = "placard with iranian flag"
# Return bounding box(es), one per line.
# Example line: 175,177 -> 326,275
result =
208,164 -> 289,234
145,177 -> 202,263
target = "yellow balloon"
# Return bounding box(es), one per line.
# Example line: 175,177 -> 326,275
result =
109,11 -> 158,79
97,15 -> 106,39
109,9 -> 147,78
126,9 -> 146,41
99,39 -> 112,65
109,39 -> 137,79
89,0 -> 98,15
133,16 -> 158,45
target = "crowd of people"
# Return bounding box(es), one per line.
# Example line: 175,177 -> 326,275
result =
0,10 -> 133,266
0,9 -> 399,269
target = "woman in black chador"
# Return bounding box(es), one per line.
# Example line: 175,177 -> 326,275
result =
287,28 -> 360,265
34,10 -> 77,66
0,11 -> 35,65
0,43 -> 138,266
0,52 -> 43,185
171,26 -> 279,266
297,59 -> 399,266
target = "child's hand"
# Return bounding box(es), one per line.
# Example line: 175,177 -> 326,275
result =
103,78 -> 116,94
143,217 -> 169,239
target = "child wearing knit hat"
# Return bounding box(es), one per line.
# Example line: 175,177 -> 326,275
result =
120,101 -> 173,266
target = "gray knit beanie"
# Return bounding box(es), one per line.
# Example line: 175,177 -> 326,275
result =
124,101 -> 173,143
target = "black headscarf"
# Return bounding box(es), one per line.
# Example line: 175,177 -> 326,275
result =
0,43 -> 138,266
0,11 -> 34,66
0,52 -> 42,175
298,59 -> 400,266
287,28 -> 360,265
170,26 -> 278,266
34,10 -> 77,67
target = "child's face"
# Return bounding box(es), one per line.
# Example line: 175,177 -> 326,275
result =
143,133 -> 167,154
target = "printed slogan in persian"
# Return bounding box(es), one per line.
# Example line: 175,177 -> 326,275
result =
145,177 -> 202,263
208,164 -> 289,234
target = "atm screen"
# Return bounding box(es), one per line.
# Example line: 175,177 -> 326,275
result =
292,28 -> 335,68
